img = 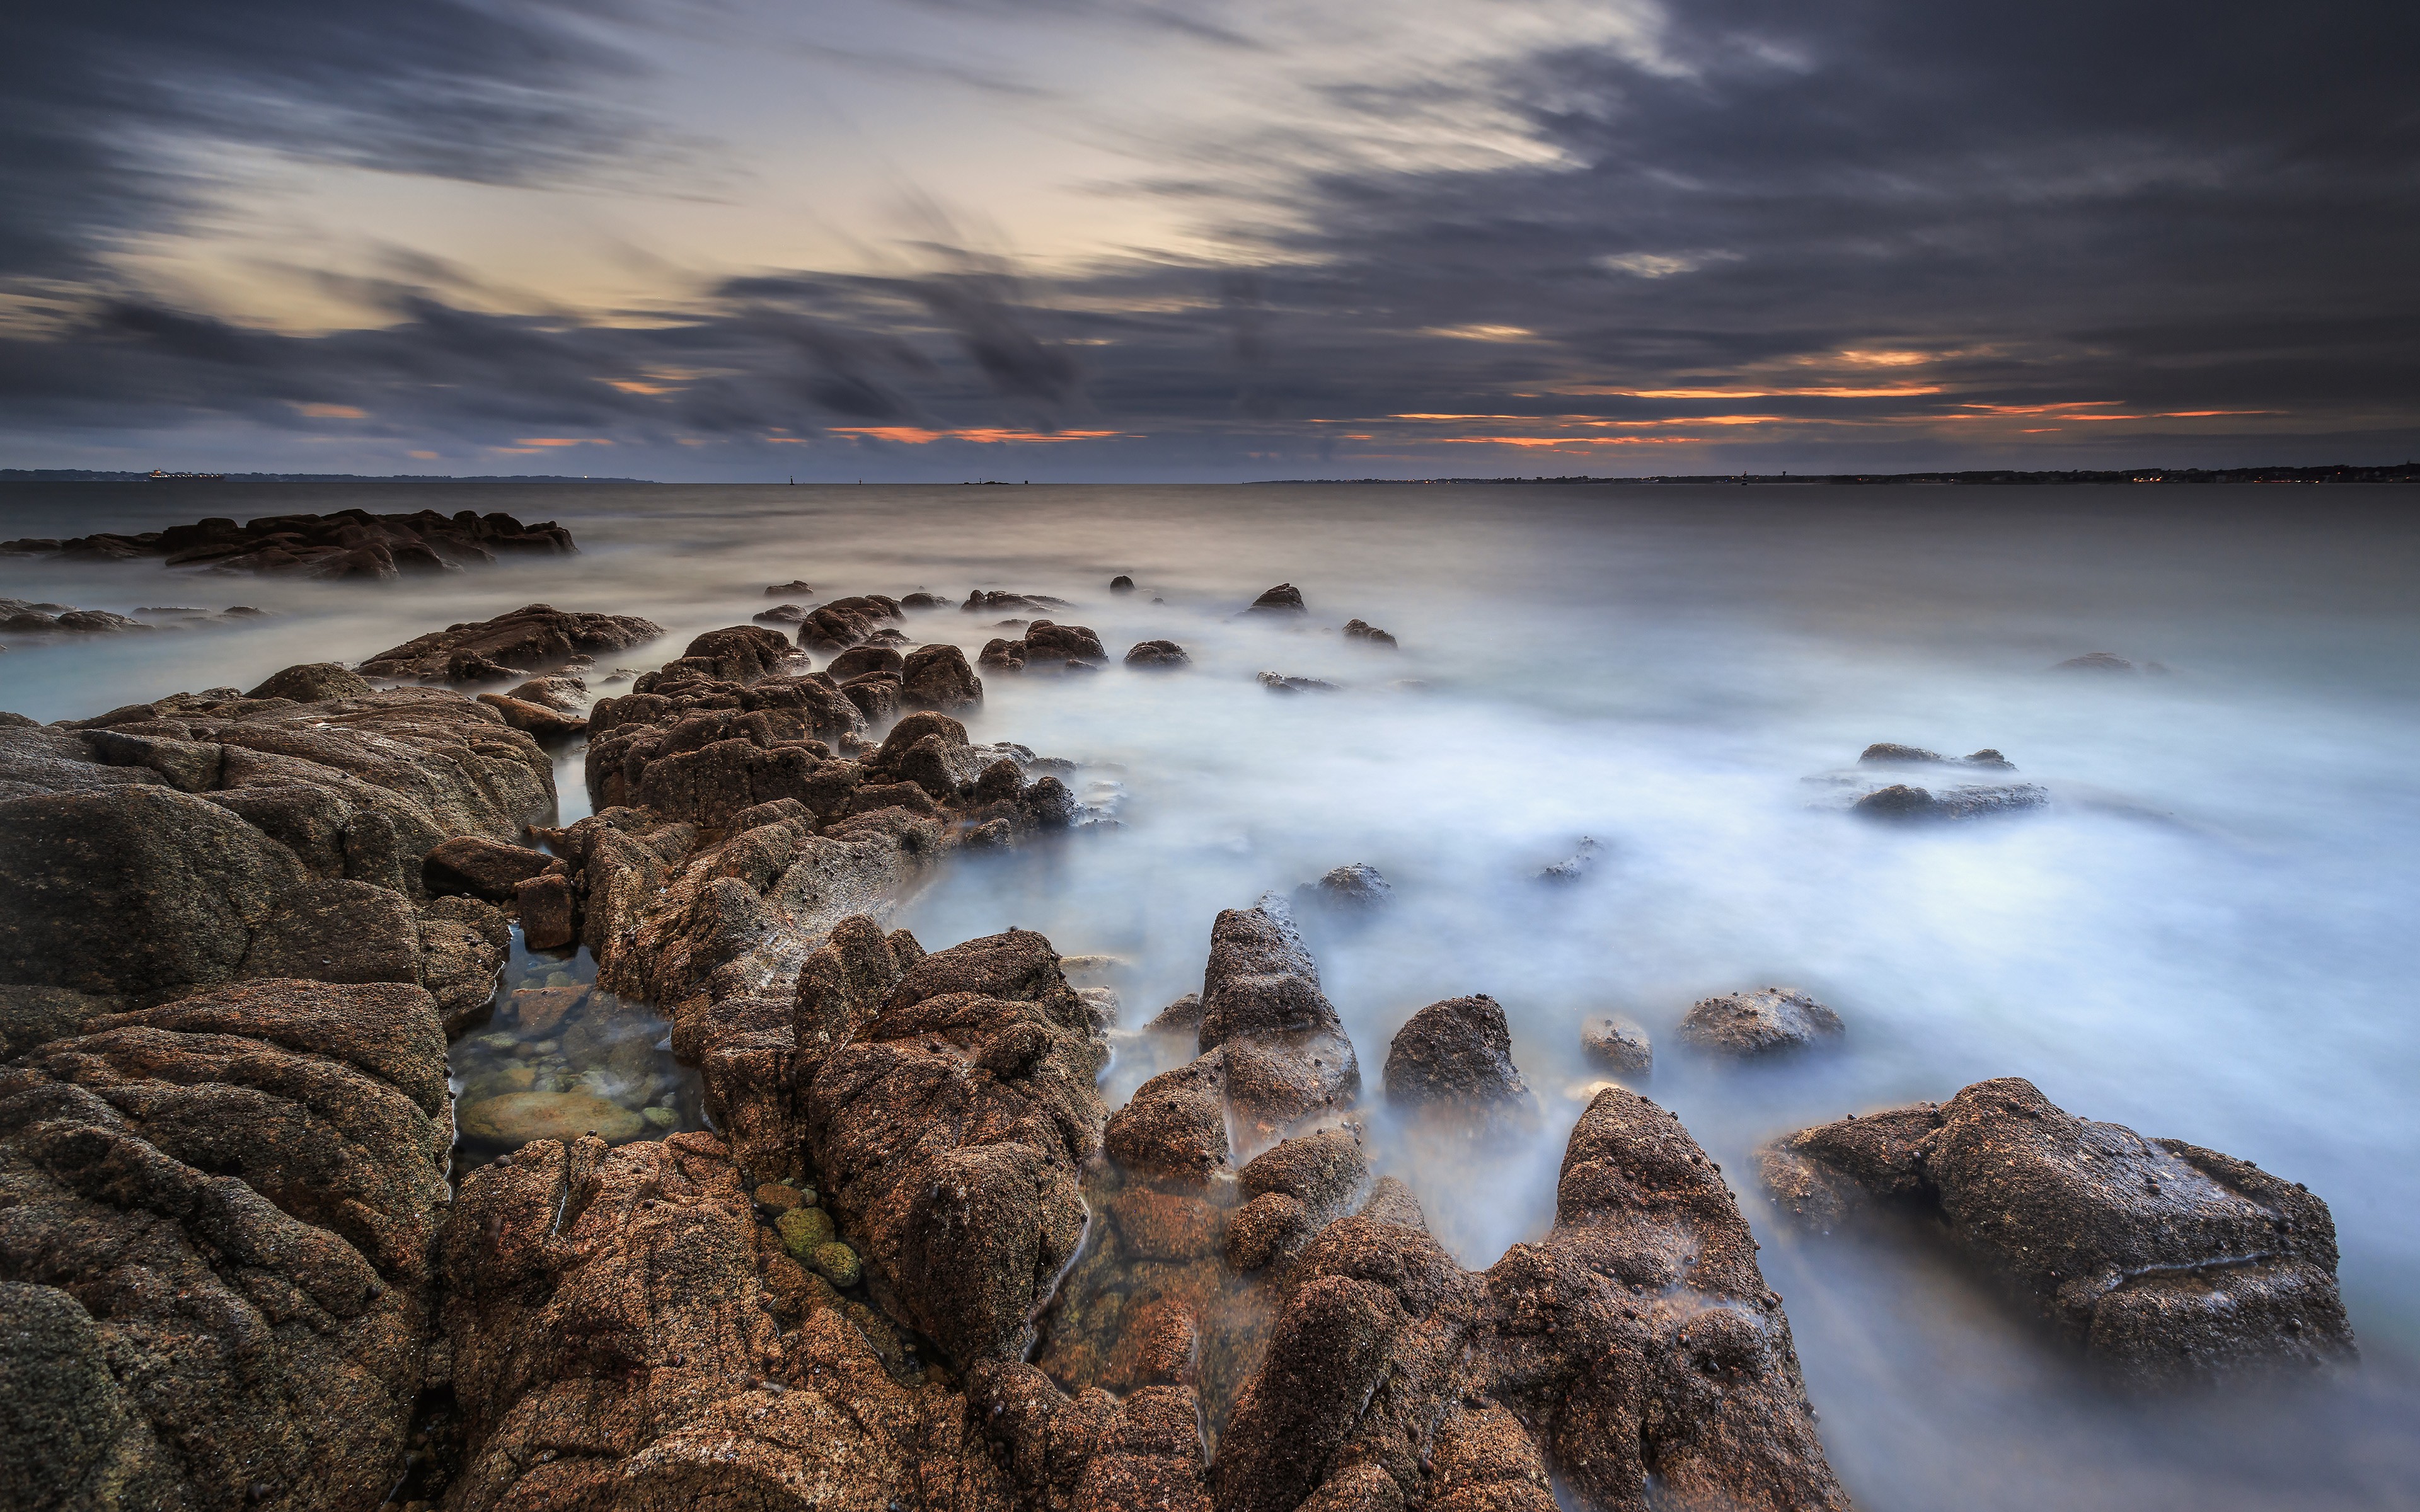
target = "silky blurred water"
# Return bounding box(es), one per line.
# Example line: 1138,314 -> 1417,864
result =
3,479 -> 2417,1508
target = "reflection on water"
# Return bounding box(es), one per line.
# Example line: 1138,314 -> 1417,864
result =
4,478 -> 2418,1509
447,932 -> 705,1171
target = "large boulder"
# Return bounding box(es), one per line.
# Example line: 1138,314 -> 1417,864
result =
1762,1077 -> 2356,1387
804,928 -> 1109,1363
0,980 -> 454,1512
356,603 -> 662,682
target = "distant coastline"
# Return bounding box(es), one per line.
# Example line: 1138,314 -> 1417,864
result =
1249,463 -> 2420,486
0,469 -> 657,483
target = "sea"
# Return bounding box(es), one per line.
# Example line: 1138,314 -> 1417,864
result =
3,478 -> 2416,1509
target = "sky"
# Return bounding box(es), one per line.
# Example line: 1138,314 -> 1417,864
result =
1,0 -> 2414,481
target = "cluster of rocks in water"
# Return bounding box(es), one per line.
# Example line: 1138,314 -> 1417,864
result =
0,508 -> 575,580
0,598 -> 270,650
0,576 -> 2360,1512
1802,740 -> 2050,822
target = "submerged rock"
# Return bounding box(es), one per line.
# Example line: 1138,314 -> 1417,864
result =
1762,1077 -> 2356,1387
1537,836 -> 1600,883
1249,583 -> 1306,614
1111,574 -> 1137,592
1259,672 -> 1340,694
1678,987 -> 1843,1057
1581,1016 -> 1653,1076
1296,861 -> 1392,913
1852,781 -> 2048,820
2054,651 -> 2137,672
1341,617 -> 1398,648
456,1089 -> 647,1143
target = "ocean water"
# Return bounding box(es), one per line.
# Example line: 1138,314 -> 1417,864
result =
3,479 -> 2416,1509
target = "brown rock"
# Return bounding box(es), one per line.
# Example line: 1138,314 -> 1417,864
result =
1676,987 -> 1843,1057
804,928 -> 1107,1362
1763,1077 -> 2356,1386
0,979 -> 453,1512
357,602 -> 660,682
1580,1016 -> 1652,1076
516,869 -> 577,949
1381,994 -> 1535,1128
901,641 -> 984,711
421,835 -> 553,900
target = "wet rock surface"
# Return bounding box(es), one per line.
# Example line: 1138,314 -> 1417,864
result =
357,602 -> 662,682
1580,1017 -> 1652,1077
0,682 -> 539,1009
1125,639 -> 1190,667
1341,618 -> 1397,648
1296,862 -> 1391,914
1850,781 -> 2048,820
1677,987 -> 1843,1057
1198,898 -> 1361,1147
1762,1077 -> 2356,1387
1213,1085 -> 1847,1512
1382,995 -> 1538,1134
1250,583 -> 1307,614
0,978 -> 454,1512
1858,742 -> 2015,769
804,927 -> 1109,1363
1,507 -> 575,578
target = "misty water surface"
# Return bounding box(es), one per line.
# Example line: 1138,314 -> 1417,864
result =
3,479 -> 2416,1509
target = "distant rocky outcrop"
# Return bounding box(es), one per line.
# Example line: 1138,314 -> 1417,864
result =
1,507 -> 575,579
1763,1077 -> 2356,1387
1858,742 -> 2015,769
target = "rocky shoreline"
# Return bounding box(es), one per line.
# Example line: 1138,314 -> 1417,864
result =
0,581 -> 2360,1511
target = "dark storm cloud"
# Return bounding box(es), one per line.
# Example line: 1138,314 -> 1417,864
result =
0,0 -> 652,279
3,0 -> 2416,471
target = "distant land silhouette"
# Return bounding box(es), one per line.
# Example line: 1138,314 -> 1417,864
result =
1253,463 -> 2420,486
0,469 -> 656,483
